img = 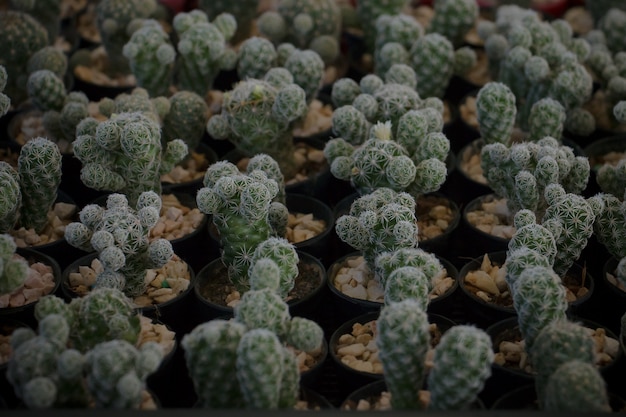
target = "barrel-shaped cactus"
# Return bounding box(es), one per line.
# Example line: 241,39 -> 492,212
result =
544,360 -> 611,412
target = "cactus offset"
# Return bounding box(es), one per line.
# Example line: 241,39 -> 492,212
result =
0,234 -> 29,295
427,0 -> 479,48
544,360 -> 611,412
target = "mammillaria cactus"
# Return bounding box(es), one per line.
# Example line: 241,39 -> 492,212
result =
161,90 -> 209,152
409,33 -> 457,99
480,136 -> 590,216
196,158 -> 289,292
355,0 -> 408,53
324,116 -> 449,197
256,0 -> 342,65
476,82 -> 517,145
531,319 -> 597,409
334,188 -> 418,276
0,137 -> 62,234
373,14 -> 423,77
0,65 -> 9,116
64,192 -> 175,298
72,111 -> 188,206
197,0 -> 257,43
206,77 -> 308,179
0,234 -> 29,295
544,360 -> 611,412
95,0 -> 159,74
10,0 -> 62,44
122,19 -> 176,97
84,339 -> 164,408
427,325 -> 493,410
0,10 -> 48,105
172,9 -> 237,98
427,0 -> 479,48
590,190 -> 626,263
26,69 -> 67,113
527,97 -> 567,142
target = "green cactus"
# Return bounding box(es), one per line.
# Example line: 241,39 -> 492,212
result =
196,159 -> 289,292
507,209 -> 558,268
544,360 -> 611,412
589,191 -> 626,260
476,82 -> 517,145
84,339 -> 164,408
512,265 -> 569,353
10,0 -> 62,44
249,237 -> 299,298
257,0 -> 342,65
283,48 -> 325,104
181,319 -> 246,408
26,69 -> 66,112
334,188 -> 418,277
42,91 -> 90,145
598,8 -> 626,55
355,0 -> 408,53
596,157 -> 626,199
381,266 -> 430,308
427,0 -> 479,48
122,19 -> 176,97
376,298 -> 430,409
0,10 -> 48,105
64,192 -> 175,298
173,10 -> 237,97
480,136 -> 590,216
373,14 -> 422,77
504,246 -> 553,294
527,98 -> 566,142
95,0 -> 159,75
72,111 -> 188,206
409,33 -> 456,99
427,325 -> 493,410
375,247 -> 444,291
0,162 -> 21,233
206,77 -> 308,179
161,90 -> 209,152
0,65 -> 9,116
26,46 -> 67,81
0,234 -> 29,295
197,0 -> 256,43
531,319 -> 597,409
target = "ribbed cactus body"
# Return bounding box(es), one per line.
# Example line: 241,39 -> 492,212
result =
0,234 -> 29,294
544,360 -> 610,412
236,328 -> 285,409
0,10 -> 48,104
598,8 -> 626,54
531,320 -> 596,409
512,265 -> 568,352
181,319 -> 246,408
427,325 -> 493,410
17,137 -> 62,233
476,82 -> 517,145
123,20 -> 175,97
376,299 -> 430,409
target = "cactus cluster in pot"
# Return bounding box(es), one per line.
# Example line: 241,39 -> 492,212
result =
7,287 -> 165,409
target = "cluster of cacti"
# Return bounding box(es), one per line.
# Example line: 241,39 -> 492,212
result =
0,137 -> 62,234
0,234 -> 29,295
182,251 -> 324,409
480,136 -> 590,216
354,0 -> 408,53
172,9 -> 237,97
376,299 -> 493,409
122,19 -> 176,97
257,0 -> 342,65
10,319 -> 162,410
71,111 -> 187,206
95,0 -> 159,74
206,76 -> 308,179
334,188 -> 419,276
477,6 -> 595,134
324,118 -> 449,197
64,192 -> 175,298
427,0 -> 479,48
197,0 -> 257,43
196,156 -> 290,292
589,187 -> 626,267
0,10 -> 49,105
475,81 -> 517,145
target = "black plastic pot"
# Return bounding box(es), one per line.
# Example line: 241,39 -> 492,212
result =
600,257 -> 626,335
192,251 -> 328,325
460,194 -> 512,260
61,252 -> 197,335
0,248 -> 62,330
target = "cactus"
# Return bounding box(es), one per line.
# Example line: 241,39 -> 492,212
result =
72,111 -> 188,206
95,0 -> 159,75
355,0 -> 408,53
84,339 -> 164,408
0,10 -> 48,105
0,65 -> 9,116
236,37 -> 278,81
64,192 -> 175,298
597,8 -> 626,55
172,10 -> 237,97
544,360 -> 611,412
334,188 -> 418,277
10,0 -> 63,44
507,209 -> 558,268
122,19 -> 176,97
531,319 -> 597,409
196,159 -> 289,292
476,82 -> 517,145
596,157 -> 626,200
256,0 -> 342,65
0,137 -> 63,234
376,298 -> 430,409
42,91 -> 90,145
283,48 -> 325,104
161,90 -> 209,152
325,115 -> 449,197
590,191 -> 626,261
512,265 -> 569,353
206,77 -> 308,179
480,136 -> 590,216
427,0 -> 479,48
427,325 -> 493,410
373,14 -> 423,77
0,234 -> 29,295
26,69 -> 66,112
408,33 -> 456,99
26,46 -> 67,81
527,98 -> 566,142
197,0 -> 257,43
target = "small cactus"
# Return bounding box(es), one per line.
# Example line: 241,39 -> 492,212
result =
543,360 -> 611,412
0,234 -> 29,295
